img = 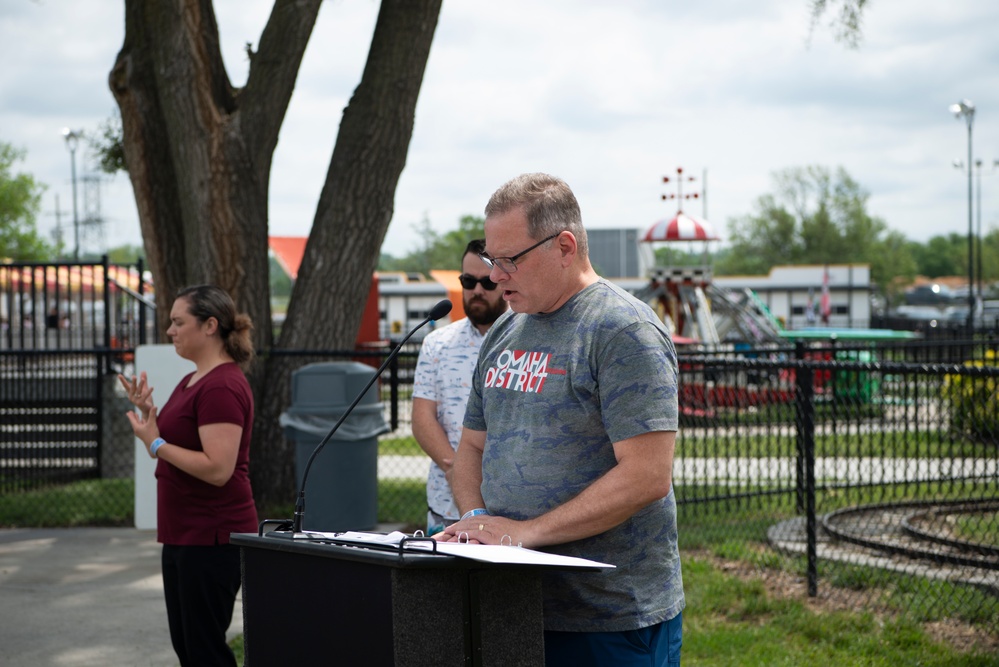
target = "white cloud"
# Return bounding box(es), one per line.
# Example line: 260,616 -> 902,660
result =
1,0 -> 997,261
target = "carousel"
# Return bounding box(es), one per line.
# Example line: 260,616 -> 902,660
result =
636,211 -> 785,347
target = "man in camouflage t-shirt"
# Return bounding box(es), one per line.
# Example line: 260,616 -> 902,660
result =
439,173 -> 684,667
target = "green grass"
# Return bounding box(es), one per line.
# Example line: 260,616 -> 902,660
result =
678,428 -> 990,459
378,435 -> 425,456
250,480 -> 427,531
377,478 -> 426,529
680,487 -> 999,533
676,486 -> 999,631
229,636 -> 244,665
680,556 -> 998,666
954,512 -> 999,547
685,400 -> 887,428
0,478 -> 134,527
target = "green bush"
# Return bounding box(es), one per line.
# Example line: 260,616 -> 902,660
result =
945,349 -> 999,443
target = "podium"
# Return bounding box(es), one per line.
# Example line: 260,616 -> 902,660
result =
232,533 -> 551,666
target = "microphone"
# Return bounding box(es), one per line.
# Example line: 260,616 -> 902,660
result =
288,298 -> 452,534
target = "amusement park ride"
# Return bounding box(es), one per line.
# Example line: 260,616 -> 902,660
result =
636,168 -> 785,348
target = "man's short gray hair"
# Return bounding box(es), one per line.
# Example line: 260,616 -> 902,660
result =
484,173 -> 588,257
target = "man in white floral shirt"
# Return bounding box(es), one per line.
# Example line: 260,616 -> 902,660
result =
412,239 -> 508,535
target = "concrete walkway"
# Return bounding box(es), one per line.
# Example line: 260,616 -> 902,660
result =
0,528 -> 242,667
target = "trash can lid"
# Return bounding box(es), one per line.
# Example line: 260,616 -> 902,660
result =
290,361 -> 382,409
280,408 -> 389,441
283,402 -> 385,418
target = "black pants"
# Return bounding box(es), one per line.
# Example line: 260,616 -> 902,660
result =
162,543 -> 241,667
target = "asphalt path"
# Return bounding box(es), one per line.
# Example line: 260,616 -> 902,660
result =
0,528 -> 242,667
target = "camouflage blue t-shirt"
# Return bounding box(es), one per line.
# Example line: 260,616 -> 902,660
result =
464,279 -> 684,632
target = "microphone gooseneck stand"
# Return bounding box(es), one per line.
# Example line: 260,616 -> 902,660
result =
261,299 -> 453,536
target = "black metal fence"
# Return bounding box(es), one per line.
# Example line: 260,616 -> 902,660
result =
1,258 -> 157,355
1,260 -> 996,631
674,338 -> 998,629
0,258 -> 155,526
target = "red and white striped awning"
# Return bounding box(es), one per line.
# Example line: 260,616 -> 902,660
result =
642,213 -> 720,242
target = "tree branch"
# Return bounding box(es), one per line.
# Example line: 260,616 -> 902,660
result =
284,0 -> 442,350
241,0 -> 323,181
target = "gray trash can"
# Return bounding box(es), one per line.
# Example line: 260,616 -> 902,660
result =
280,362 -> 389,532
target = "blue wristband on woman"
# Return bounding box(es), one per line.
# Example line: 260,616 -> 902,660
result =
460,508 -> 489,521
149,437 -> 166,457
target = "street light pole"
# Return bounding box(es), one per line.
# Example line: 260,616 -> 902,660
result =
975,159 -> 982,305
62,128 -> 82,262
949,100 -> 975,332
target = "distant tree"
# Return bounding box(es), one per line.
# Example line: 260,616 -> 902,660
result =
106,243 -> 144,264
91,110 -> 126,175
380,214 -> 485,274
269,254 -> 292,298
717,166 -> 915,298
982,229 -> 999,293
377,251 -> 401,271
0,142 -> 58,261
809,0 -> 868,48
717,180 -> 805,275
909,233 -> 965,279
872,229 -> 917,307
652,245 -> 712,268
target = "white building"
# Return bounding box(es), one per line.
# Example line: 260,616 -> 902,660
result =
376,273 -> 447,340
714,264 -> 871,330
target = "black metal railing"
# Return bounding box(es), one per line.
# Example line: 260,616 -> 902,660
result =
0,257 -> 157,357
1,307 -> 996,630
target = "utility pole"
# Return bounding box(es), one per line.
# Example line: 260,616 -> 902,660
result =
62,128 -> 83,262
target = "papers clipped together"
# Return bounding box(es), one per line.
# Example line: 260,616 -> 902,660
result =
298,530 -> 615,570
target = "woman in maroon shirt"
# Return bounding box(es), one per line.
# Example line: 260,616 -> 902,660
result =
119,285 -> 258,667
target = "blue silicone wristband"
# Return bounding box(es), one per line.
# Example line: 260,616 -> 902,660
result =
149,438 -> 166,457
461,508 -> 489,521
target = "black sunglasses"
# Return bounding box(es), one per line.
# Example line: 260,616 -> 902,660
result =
458,274 -> 498,291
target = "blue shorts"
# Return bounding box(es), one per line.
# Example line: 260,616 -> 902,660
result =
544,612 -> 682,667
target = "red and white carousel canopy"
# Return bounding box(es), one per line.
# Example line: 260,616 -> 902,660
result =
642,213 -> 720,242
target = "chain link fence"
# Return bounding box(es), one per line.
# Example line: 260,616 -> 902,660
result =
1,335 -> 997,632
675,338 -> 998,632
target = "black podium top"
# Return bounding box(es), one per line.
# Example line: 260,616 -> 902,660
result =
233,528 -> 614,573
231,532 -> 466,569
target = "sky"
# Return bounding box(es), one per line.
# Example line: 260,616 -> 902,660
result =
2,0 -> 998,260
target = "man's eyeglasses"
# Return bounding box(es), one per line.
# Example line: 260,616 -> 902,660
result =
478,232 -> 560,274
458,274 -> 498,291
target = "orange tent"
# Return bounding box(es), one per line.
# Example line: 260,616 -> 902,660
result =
268,236 -> 381,345
269,236 -> 308,279
429,270 -> 464,321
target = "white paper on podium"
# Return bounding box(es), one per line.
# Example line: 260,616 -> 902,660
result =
429,542 -> 615,569
299,530 -> 615,569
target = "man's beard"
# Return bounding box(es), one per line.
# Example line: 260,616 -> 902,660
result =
465,295 -> 507,328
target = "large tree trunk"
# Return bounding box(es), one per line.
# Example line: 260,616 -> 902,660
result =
108,0 -> 442,512
109,0 -> 323,343
254,0 -> 442,510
